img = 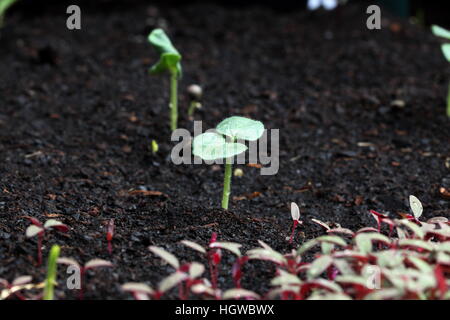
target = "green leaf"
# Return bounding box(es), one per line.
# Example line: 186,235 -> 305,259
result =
354,233 -> 391,254
432,25 -> 450,40
307,255 -> 333,279
398,239 -> 433,252
0,0 -> 18,27
216,116 -> 265,141
297,235 -> 347,256
148,29 -> 182,78
192,132 -> 247,161
270,269 -> 302,286
442,44 -> 450,63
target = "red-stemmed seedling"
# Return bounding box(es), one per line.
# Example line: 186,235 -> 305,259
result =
106,219 -> 114,255
148,246 -> 205,299
181,233 -> 243,290
289,202 -> 303,244
25,217 -> 69,266
57,258 -> 113,300
0,276 -> 33,300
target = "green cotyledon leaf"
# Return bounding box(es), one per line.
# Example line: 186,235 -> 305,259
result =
193,132 -> 247,161
432,25 -> 450,41
148,28 -> 182,78
216,116 -> 264,141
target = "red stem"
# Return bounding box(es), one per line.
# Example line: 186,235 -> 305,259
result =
78,269 -> 85,300
37,233 -> 43,266
289,221 -> 298,244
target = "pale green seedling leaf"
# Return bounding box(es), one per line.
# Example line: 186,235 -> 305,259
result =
0,0 -> 18,27
158,272 -> 187,293
432,25 -> 450,40
193,132 -> 247,161
180,240 -> 206,254
149,246 -> 180,269
442,44 -> 450,62
307,255 -> 333,279
148,29 -> 182,78
216,116 -> 264,141
223,288 -> 260,300
210,242 -> 242,257
26,225 -> 44,238
409,195 -> 423,219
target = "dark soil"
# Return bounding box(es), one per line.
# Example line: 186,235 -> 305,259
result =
0,1 -> 449,299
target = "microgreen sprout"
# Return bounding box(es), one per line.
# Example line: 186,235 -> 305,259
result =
0,275 -> 32,300
148,28 -> 182,131
43,245 -> 60,300
187,84 -> 203,118
181,233 -> 244,289
431,25 -> 450,116
0,0 -> 19,28
57,257 -> 113,300
25,217 -> 69,266
148,245 -> 205,299
106,219 -> 114,255
289,202 -> 303,244
192,116 -> 265,209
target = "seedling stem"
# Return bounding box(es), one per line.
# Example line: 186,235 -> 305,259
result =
222,157 -> 233,210
170,71 -> 178,131
43,245 -> 60,300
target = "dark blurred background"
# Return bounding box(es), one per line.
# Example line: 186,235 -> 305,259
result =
9,0 -> 450,28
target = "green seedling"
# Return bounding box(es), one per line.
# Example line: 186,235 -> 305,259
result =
151,139 -> 159,154
148,28 -> 182,131
193,116 -> 264,210
0,0 -> 18,28
431,25 -> 450,117
43,245 -> 60,300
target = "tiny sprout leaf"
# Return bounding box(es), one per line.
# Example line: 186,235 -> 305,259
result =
354,233 -> 391,254
409,195 -> 423,219
188,262 -> 205,279
432,25 -> 450,40
85,259 -> 113,270
297,235 -> 347,256
216,116 -> 264,141
57,257 -> 80,269
291,202 -> 300,221
193,132 -> 247,160
26,225 -> 44,238
270,269 -> 302,286
309,293 -> 352,300
149,246 -> 180,269
158,272 -> 187,293
44,219 -> 69,232
223,288 -> 260,300
442,44 -> 450,62
148,29 -> 182,77
180,240 -> 207,254
397,239 -> 433,252
307,255 -> 333,279
12,276 -> 32,286
396,219 -> 424,239
122,283 -> 154,295
210,242 -> 242,257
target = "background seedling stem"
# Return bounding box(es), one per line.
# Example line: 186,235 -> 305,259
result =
43,245 -> 60,300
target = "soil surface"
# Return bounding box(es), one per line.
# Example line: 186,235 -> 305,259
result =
0,1 -> 449,299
